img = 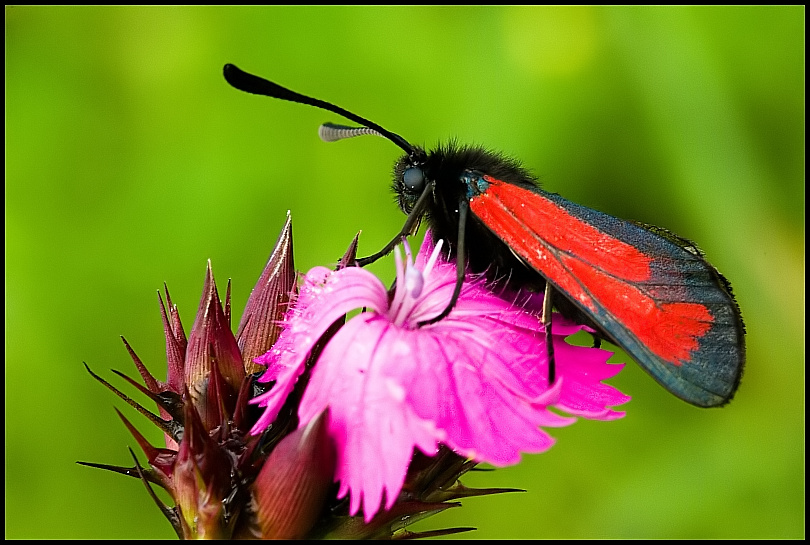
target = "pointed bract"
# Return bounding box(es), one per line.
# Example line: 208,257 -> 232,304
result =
114,407 -> 175,481
121,336 -> 161,393
337,232 -> 361,270
185,262 -> 245,410
237,211 -> 295,375
159,286 -> 187,393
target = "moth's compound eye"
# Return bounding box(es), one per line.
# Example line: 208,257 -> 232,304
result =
403,167 -> 425,193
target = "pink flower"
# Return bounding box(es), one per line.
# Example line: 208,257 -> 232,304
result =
251,234 -> 629,521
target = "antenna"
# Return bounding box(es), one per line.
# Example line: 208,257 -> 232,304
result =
223,64 -> 414,154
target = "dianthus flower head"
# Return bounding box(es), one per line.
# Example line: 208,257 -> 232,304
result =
83,214 -> 628,538
84,216 -> 545,539
251,232 -> 629,522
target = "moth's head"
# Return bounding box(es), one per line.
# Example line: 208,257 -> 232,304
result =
392,147 -> 430,214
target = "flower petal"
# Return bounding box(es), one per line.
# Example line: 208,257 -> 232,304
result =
250,265 -> 390,434
403,317 -> 574,466
299,314 -> 440,521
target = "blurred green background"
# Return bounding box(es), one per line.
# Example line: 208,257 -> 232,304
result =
6,6 -> 804,539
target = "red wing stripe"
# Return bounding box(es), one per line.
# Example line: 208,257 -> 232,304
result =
470,180 -> 712,365
482,177 -> 653,282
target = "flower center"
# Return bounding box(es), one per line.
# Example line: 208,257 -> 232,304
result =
389,240 -> 445,328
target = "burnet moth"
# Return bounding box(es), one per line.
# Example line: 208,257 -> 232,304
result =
223,63 -> 745,408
